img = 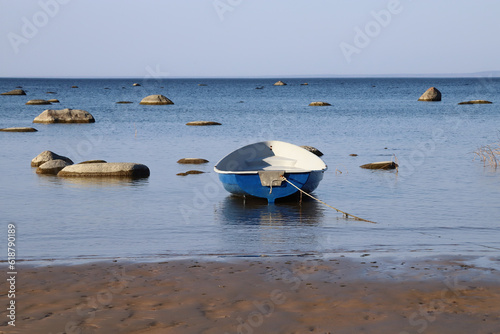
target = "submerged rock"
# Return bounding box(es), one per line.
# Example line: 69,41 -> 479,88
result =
31,150 -> 73,167
26,99 -> 51,105
0,127 -> 37,132
1,89 -> 26,95
33,108 -> 95,123
418,87 -> 441,101
186,121 -> 221,126
116,101 -> 133,104
177,158 -> 209,164
309,101 -> 331,106
300,146 -> 324,157
458,100 -> 493,105
139,94 -> 174,105
360,161 -> 398,170
273,81 -> 287,86
58,162 -> 150,178
36,159 -> 71,175
186,170 -> 205,174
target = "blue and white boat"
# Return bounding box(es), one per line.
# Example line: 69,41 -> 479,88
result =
214,140 -> 328,203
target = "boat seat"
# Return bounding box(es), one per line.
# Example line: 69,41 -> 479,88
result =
245,155 -> 297,168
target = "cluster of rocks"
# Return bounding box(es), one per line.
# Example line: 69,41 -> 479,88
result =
32,150 -> 150,178
418,87 -> 493,105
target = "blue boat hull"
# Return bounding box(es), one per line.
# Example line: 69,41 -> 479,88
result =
218,171 -> 324,203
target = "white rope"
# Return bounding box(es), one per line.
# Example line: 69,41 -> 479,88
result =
281,176 -> 377,224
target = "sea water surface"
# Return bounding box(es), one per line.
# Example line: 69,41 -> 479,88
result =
1,77 -> 499,264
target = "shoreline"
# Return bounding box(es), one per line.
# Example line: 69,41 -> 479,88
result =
1,256 -> 499,333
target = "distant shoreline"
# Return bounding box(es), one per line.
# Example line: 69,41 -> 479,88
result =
2,72 -> 500,80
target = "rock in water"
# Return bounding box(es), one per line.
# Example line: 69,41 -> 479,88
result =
186,121 -> 221,126
26,99 -> 51,105
58,163 -> 150,178
31,150 -> 73,167
33,108 -> 95,123
177,158 -> 209,164
36,159 -> 71,175
300,146 -> 324,157
133,83 -> 141,86
1,89 -> 26,95
418,87 -> 441,101
309,101 -> 331,106
78,160 -> 107,164
360,161 -> 398,170
0,127 -> 37,132
458,100 -> 493,105
273,81 -> 287,86
139,95 -> 174,105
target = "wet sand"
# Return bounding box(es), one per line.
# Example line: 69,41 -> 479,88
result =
1,256 -> 499,334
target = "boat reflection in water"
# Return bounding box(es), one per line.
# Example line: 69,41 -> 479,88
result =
214,194 -> 328,255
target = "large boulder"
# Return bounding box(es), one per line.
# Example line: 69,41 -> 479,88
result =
31,150 -> 73,167
139,95 -> 174,105
458,100 -> 493,105
0,127 -> 37,132
309,101 -> 331,106
273,81 -> 287,86
1,89 -> 26,95
418,87 -> 441,101
33,108 -> 95,123
36,159 -> 71,175
26,99 -> 51,105
186,121 -> 221,126
58,162 -> 150,178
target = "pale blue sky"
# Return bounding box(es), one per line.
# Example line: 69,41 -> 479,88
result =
1,0 -> 499,78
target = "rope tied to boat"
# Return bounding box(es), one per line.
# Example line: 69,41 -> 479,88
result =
280,175 -> 377,224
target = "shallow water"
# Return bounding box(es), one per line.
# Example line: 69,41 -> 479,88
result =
1,77 -> 499,264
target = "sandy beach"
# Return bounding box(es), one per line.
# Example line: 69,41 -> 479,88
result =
1,256 -> 499,334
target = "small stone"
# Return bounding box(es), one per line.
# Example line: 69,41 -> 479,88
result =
132,83 -> 141,86
360,161 -> 398,170
458,100 -> 492,105
186,170 -> 205,174
177,172 -> 188,176
116,101 -> 133,104
78,160 -> 107,164
26,99 -> 52,105
273,81 -> 287,86
36,159 -> 71,175
349,154 -> 358,156
1,89 -> 26,95
186,121 -> 221,126
31,150 -> 73,167
139,95 -> 174,105
418,87 -> 441,101
71,86 -> 78,88
47,99 -> 59,103
0,127 -> 37,132
301,146 -> 323,157
309,101 -> 331,106
177,158 -> 209,164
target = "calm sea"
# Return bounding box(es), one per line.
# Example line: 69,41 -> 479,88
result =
1,77 -> 499,265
